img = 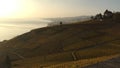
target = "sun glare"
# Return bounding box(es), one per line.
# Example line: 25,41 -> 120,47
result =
0,0 -> 20,18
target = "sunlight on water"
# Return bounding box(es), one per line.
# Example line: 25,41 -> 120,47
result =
0,20 -> 51,41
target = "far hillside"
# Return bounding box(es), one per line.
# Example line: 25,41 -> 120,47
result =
46,16 -> 90,26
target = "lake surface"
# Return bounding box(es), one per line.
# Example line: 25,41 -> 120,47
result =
0,19 -> 52,41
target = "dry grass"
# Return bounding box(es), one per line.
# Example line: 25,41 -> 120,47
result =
44,54 -> 119,68
0,15 -> 120,68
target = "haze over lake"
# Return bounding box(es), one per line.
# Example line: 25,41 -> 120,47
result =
0,19 -> 51,41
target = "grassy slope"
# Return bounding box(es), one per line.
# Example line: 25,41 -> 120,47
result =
0,18 -> 120,68
44,54 -> 120,68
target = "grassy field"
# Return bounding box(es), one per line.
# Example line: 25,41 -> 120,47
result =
0,15 -> 120,68
44,54 -> 120,68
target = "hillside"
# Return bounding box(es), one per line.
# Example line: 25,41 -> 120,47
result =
45,16 -> 90,22
84,56 -> 120,68
46,16 -> 90,26
0,13 -> 120,68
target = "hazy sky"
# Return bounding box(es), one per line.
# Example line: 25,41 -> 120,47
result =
0,0 -> 120,19
0,0 -> 120,41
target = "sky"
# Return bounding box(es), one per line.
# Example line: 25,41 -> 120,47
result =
0,0 -> 120,41
0,0 -> 120,19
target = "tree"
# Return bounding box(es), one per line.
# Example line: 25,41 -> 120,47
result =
104,10 -> 113,19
